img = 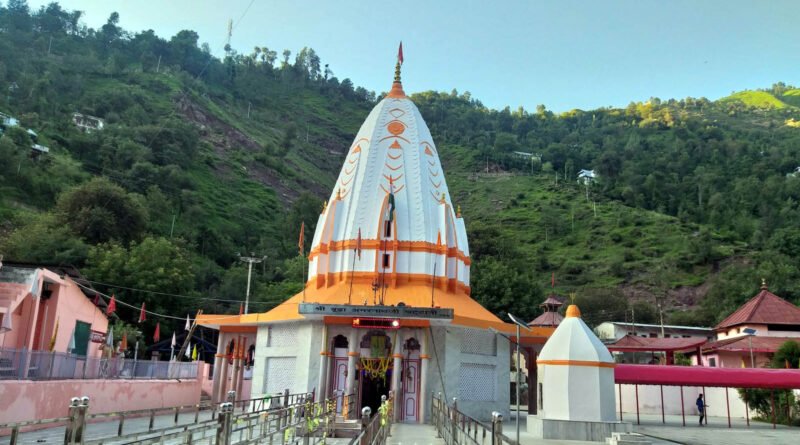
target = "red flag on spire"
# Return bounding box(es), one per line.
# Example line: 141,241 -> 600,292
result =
106,295 -> 116,315
239,303 -> 244,316
93,294 -> 100,306
138,303 -> 146,323
153,322 -> 161,343
298,222 -> 305,256
356,228 -> 362,259
398,42 -> 404,64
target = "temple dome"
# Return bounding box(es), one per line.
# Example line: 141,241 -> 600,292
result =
307,77 -> 470,296
538,305 -> 613,364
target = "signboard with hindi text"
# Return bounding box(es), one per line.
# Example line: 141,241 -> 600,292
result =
298,303 -> 453,320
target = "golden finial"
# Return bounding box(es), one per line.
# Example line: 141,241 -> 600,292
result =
569,292 -> 577,304
761,278 -> 767,290
321,200 -> 328,213
387,42 -> 406,99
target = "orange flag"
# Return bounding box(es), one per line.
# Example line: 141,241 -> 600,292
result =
153,322 -> 161,343
120,332 -> 128,351
298,221 -> 305,256
138,303 -> 146,323
106,295 -> 116,315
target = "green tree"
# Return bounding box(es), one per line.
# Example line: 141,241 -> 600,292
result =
55,178 -> 148,244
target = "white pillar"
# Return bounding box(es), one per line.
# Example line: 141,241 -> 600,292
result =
317,323 -> 329,399
419,328 -> 430,423
391,330 -> 403,421
211,333 -> 226,403
345,329 -> 359,392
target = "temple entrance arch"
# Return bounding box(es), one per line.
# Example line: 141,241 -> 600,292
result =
401,337 -> 421,422
330,335 -> 349,413
358,330 -> 393,414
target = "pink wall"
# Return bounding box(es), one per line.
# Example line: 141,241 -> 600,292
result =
0,269 -> 108,358
0,375 -> 202,425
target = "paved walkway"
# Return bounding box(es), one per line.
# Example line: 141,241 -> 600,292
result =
386,423 -> 444,445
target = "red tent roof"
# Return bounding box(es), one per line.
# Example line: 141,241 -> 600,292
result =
715,288 -> 800,330
615,364 -> 800,389
608,335 -> 707,352
528,311 -> 563,327
702,336 -> 799,354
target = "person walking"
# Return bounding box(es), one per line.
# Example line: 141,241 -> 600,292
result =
696,394 -> 706,426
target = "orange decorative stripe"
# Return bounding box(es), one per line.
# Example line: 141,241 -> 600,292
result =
347,157 -> 358,164
320,351 -> 328,356
424,146 -> 434,156
388,152 -> 402,160
420,354 -> 431,359
429,178 -> 441,188
536,359 -> 616,369
389,140 -> 402,149
380,135 -> 410,143
391,353 -> 403,359
340,176 -> 354,186
384,173 -> 403,182
347,351 -> 360,357
428,160 -> 436,166
429,169 -> 439,177
385,163 -> 403,171
308,239 -> 470,265
352,144 -> 362,153
344,165 -> 356,175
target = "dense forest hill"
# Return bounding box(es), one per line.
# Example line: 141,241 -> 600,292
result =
1,2 -> 800,340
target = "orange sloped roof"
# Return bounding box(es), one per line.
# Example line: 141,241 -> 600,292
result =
197,283 -> 554,339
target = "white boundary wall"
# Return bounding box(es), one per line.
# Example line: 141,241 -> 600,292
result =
615,384 -> 755,419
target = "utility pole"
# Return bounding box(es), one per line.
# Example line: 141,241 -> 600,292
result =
238,254 -> 266,314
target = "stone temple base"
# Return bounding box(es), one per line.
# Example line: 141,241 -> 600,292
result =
527,415 -> 632,442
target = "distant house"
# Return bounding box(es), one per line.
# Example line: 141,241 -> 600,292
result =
528,295 -> 564,327
577,169 -> 597,184
513,151 -> 542,162
0,262 -> 109,367
788,166 -> 800,178
72,112 -> 105,133
0,112 -> 19,130
695,282 -> 800,368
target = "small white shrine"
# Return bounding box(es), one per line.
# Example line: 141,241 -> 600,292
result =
528,304 -> 631,441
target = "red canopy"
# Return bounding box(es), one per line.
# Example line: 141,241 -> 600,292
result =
615,364 -> 800,389
608,335 -> 707,352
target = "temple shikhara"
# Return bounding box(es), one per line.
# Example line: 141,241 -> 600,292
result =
198,50 -> 553,422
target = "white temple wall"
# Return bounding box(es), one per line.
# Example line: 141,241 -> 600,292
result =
427,326 -> 510,421
251,321 -> 320,398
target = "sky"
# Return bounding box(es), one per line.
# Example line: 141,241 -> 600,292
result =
26,0 -> 800,112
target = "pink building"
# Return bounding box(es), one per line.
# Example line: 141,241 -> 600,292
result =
0,263 -> 109,368
696,281 -> 800,368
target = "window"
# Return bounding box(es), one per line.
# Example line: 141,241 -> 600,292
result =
709,358 -> 717,367
649,333 -> 657,338
382,254 -> 390,268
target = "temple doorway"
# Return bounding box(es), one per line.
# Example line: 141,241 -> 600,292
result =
358,330 -> 393,415
330,335 -> 349,413
400,337 -> 421,422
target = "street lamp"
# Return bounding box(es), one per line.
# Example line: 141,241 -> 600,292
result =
507,313 -> 531,445
743,328 -> 757,368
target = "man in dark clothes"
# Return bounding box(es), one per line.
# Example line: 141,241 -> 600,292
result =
696,394 -> 706,425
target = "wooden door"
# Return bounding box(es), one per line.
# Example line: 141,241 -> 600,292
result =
401,359 -> 420,422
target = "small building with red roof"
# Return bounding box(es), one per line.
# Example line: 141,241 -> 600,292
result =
528,295 -> 564,328
696,280 -> 800,368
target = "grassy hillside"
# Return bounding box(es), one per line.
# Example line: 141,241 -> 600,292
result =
2,3 -> 800,331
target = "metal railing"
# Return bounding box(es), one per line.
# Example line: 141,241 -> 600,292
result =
0,348 -> 198,380
0,390 -> 340,445
348,393 -> 393,445
431,393 -> 515,445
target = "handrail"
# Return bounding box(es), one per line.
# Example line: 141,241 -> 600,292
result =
431,393 -> 516,445
348,393 -> 393,445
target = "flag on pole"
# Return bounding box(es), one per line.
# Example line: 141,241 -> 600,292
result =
106,327 -> 114,349
239,303 -> 243,316
120,332 -> 128,352
153,322 -> 161,343
185,342 -> 191,359
106,294 -> 116,315
356,228 -> 362,259
192,344 -> 198,361
49,318 -> 59,351
138,303 -> 146,323
398,42 -> 404,65
171,332 -> 176,348
298,222 -> 305,256
68,327 -> 76,352
386,179 -> 396,223
184,314 -> 191,331
0,311 -> 12,333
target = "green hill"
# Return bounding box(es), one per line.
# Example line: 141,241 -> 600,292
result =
718,90 -> 790,109
1,3 -> 800,333
780,89 -> 800,107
